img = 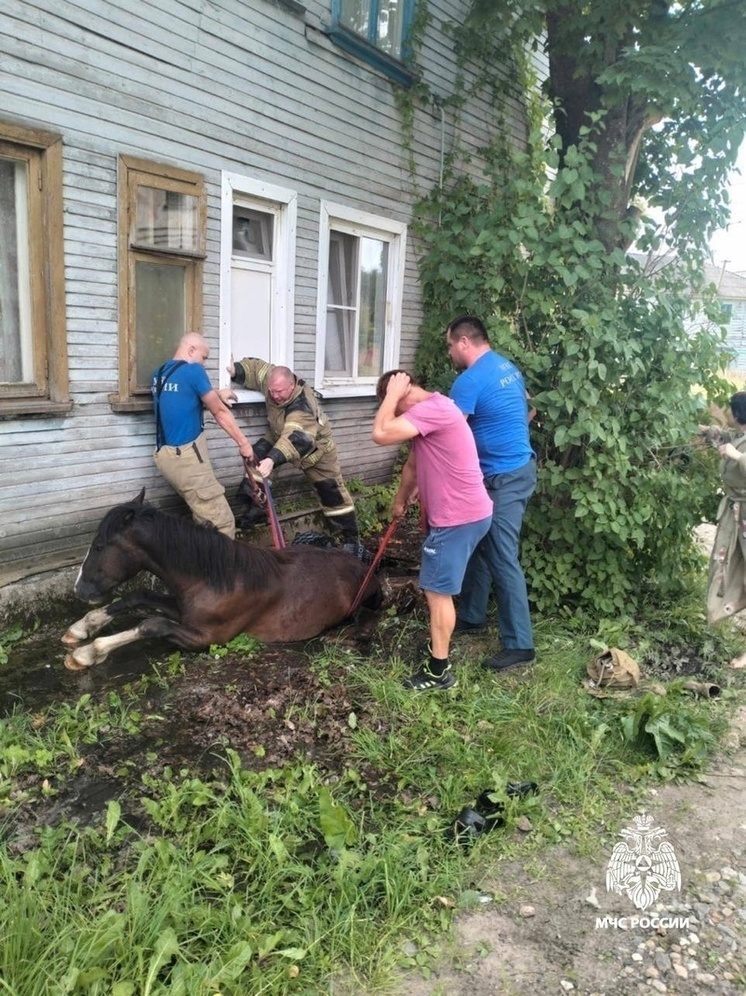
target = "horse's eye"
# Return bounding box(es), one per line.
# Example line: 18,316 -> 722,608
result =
93,543 -> 104,553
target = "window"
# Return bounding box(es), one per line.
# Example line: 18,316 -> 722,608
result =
329,0 -> 415,84
0,122 -> 69,416
316,202 -> 406,396
112,156 -> 206,410
219,173 -> 297,399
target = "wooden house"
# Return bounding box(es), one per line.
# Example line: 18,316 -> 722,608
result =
0,0 -> 531,587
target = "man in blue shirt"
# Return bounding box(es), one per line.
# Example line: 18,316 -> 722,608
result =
447,316 -> 536,671
152,333 -> 254,538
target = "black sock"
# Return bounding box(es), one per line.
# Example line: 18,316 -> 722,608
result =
428,653 -> 449,677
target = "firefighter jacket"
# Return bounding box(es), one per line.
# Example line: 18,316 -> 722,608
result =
232,358 -> 337,471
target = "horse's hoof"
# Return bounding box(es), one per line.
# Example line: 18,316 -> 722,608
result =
61,630 -> 83,647
64,652 -> 91,671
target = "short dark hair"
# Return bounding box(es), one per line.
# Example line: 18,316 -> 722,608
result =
376,369 -> 420,402
447,315 -> 490,344
730,391 -> 746,425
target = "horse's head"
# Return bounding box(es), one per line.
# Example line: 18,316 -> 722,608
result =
75,490 -> 148,604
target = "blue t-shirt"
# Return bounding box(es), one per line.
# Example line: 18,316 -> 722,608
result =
152,359 -> 212,447
450,350 -> 533,475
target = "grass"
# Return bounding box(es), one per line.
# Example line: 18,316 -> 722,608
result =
0,576 -> 744,995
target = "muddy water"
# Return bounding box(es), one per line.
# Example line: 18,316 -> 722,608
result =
0,623 -> 170,713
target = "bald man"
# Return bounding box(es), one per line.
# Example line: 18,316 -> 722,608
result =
227,357 -> 362,554
151,333 -> 254,538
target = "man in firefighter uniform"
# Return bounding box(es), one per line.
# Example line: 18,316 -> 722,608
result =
226,358 -> 363,554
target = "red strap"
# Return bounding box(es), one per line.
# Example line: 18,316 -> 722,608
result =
348,517 -> 400,616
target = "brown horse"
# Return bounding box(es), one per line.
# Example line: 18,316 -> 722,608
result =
62,491 -> 382,670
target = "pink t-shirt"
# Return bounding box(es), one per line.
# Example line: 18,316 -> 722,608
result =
403,393 -> 493,527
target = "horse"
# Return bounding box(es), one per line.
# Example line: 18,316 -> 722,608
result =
62,490 -> 382,670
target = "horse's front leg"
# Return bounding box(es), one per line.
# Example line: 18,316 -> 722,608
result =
63,615 -> 209,671
61,591 -> 179,647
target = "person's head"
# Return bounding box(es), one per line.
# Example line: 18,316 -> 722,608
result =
175,333 -> 210,366
730,391 -> 746,426
375,369 -> 425,413
445,316 -> 490,370
267,366 -> 296,405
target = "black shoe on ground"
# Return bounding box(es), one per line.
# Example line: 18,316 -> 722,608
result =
453,618 -> 487,635
402,664 -> 457,692
482,648 -> 535,671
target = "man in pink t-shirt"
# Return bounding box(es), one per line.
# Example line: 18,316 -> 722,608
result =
372,370 -> 492,691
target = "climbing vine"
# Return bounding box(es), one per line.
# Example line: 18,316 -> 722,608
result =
402,2 -> 745,617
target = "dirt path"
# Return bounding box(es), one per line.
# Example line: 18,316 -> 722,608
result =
396,707 -> 746,996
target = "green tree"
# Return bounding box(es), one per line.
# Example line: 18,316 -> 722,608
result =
413,0 -> 746,615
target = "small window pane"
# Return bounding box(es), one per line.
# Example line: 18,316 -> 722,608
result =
135,260 -> 186,388
340,0 -> 370,39
328,232 -> 357,306
377,0 -> 405,58
358,238 -> 388,377
135,186 -> 198,251
233,207 -> 274,260
0,157 -> 33,384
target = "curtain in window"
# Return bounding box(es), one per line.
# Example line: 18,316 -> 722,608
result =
325,232 -> 357,376
0,159 -> 25,383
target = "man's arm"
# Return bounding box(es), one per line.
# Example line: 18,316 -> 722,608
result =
202,389 -> 254,460
372,373 -> 420,446
392,451 -> 418,519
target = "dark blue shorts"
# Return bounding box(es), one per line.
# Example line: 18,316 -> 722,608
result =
419,516 -> 492,595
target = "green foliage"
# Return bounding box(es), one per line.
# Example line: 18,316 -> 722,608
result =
0,625 -> 25,666
617,688 -> 719,779
348,476 -> 400,537
414,131 -> 732,618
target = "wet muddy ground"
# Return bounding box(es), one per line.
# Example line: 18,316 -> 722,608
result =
0,518 -> 426,831
0,515 -> 727,835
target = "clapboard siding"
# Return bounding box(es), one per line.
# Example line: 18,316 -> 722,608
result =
0,0 -> 530,585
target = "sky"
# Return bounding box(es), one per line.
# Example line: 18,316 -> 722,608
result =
708,141 -> 746,275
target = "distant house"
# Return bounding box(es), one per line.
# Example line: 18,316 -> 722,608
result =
709,266 -> 746,376
0,0 -> 533,586
630,253 -> 746,377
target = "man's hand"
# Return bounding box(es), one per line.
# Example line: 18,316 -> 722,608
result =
239,442 -> 254,461
226,357 -> 236,379
719,442 -> 741,461
217,387 -> 237,408
385,371 -> 412,404
257,457 -> 275,479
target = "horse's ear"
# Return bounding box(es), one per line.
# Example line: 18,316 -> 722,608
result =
135,488 -> 146,505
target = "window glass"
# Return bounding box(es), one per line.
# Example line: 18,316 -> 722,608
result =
377,0 -> 405,58
358,237 -> 388,377
339,0 -> 370,38
0,123 -> 67,413
0,157 -> 32,384
134,261 -> 187,388
135,186 -> 198,251
326,232 -> 359,375
232,207 -> 273,260
317,203 -> 405,395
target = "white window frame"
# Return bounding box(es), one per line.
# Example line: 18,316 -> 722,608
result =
219,172 -> 297,401
315,202 -> 406,397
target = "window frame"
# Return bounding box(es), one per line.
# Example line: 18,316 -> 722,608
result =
328,0 -> 416,85
0,121 -> 69,417
315,201 -> 406,398
219,172 -> 297,402
111,155 -> 206,412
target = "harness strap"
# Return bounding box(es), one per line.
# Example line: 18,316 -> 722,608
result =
348,517 -> 400,616
242,456 -> 286,549
153,359 -> 188,451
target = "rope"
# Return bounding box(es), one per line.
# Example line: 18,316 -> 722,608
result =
348,517 -> 400,617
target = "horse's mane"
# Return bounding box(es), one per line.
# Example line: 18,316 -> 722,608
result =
99,500 -> 284,591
